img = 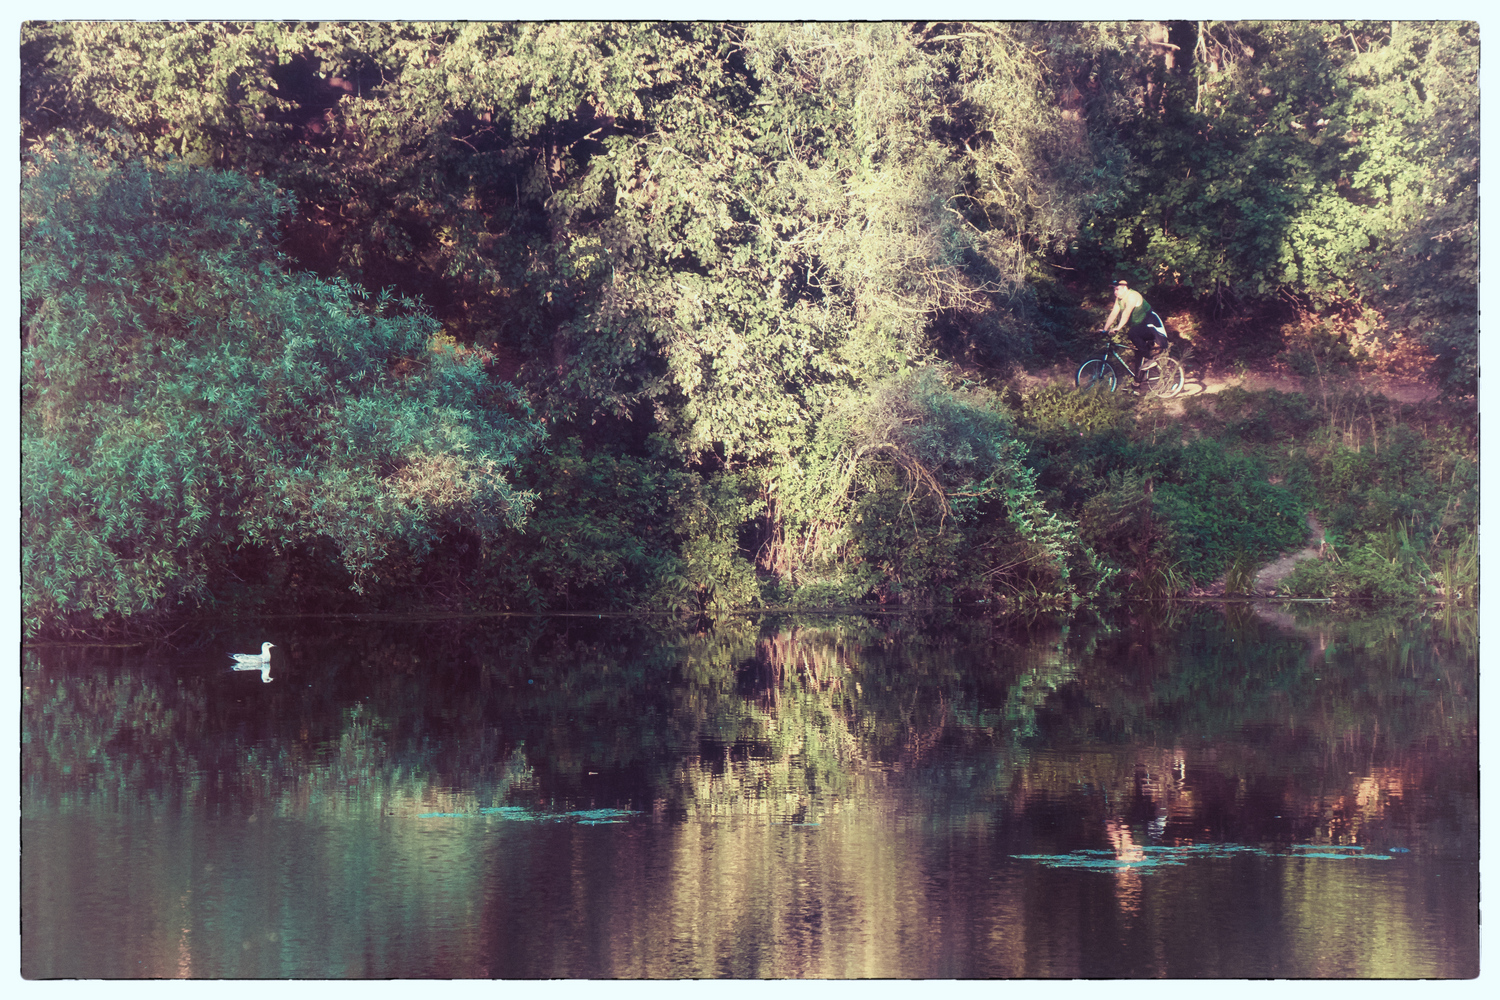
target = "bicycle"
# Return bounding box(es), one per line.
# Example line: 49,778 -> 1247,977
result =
1076,327 -> 1185,399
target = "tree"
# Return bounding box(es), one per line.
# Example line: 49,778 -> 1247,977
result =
763,367 -> 1106,604
21,146 -> 544,635
1342,21 -> 1478,394
1075,21 -> 1477,393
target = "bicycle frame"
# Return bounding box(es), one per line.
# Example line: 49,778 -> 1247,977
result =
1087,340 -> 1169,380
1094,340 -> 1149,380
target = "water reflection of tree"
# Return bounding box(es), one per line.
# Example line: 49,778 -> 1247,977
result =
23,607 -> 1476,846
23,608 -> 1478,977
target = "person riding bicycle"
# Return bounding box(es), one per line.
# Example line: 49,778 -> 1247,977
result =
1103,279 -> 1168,388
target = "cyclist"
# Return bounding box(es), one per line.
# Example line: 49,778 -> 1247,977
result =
1103,279 -> 1168,389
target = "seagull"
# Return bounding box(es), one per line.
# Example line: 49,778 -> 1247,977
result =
230,642 -> 276,683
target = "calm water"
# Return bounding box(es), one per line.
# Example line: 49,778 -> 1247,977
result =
22,605 -> 1478,978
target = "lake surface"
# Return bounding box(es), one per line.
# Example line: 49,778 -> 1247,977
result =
22,604 -> 1478,978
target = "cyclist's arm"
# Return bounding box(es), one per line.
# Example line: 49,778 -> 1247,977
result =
1103,302 -> 1123,331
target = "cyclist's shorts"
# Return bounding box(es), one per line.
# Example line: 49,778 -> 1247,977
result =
1129,313 -> 1168,353
1147,312 -> 1168,352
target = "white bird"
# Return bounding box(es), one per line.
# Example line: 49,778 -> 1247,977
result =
230,642 -> 276,683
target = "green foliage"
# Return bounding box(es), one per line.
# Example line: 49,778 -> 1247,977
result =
542,22 -> 1124,454
769,367 -> 1105,605
1077,470 -> 1182,597
1209,386 -> 1319,444
1312,423 -> 1476,549
670,471 -> 765,614
21,147 -> 543,635
1014,383 -> 1156,526
473,437 -> 689,612
1021,384 -> 1136,439
473,438 -> 762,616
1280,542 -> 1426,603
1168,384 -> 1475,606
1153,441 -> 1307,584
1077,21 -> 1476,392
1079,22 -> 1359,300
1221,551 -> 1258,596
1280,420 -> 1478,606
18,22 -> 1479,621
1428,526 -> 1479,608
21,22 -> 302,164
1342,22 -> 1479,395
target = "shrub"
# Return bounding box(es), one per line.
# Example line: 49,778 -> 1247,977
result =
1312,424 -> 1477,551
1279,547 -> 1426,602
1209,386 -> 1320,444
773,367 -> 1103,606
1020,383 -> 1136,439
1153,441 -> 1307,584
1078,470 -> 1183,598
21,147 -> 543,635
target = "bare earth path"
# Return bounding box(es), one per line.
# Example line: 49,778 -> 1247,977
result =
1021,360 -> 1441,409
1168,365 -> 1439,409
1252,512 -> 1325,596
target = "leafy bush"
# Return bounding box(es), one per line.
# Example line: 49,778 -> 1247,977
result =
21,146 -> 543,635
670,471 -> 766,614
465,435 -> 765,616
1279,548 -> 1425,603
1016,386 -> 1156,515
1020,384 -> 1136,439
1312,424 -> 1477,551
1078,470 -> 1183,597
1209,386 -> 1320,444
1153,441 -> 1307,584
773,367 -> 1104,606
1428,527 -> 1479,608
1283,518 -> 1476,606
471,437 -> 689,612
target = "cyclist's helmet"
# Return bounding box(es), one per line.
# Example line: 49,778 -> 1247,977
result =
1114,278 -> 1130,288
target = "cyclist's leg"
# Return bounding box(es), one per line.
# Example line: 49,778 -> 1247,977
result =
1127,322 -> 1154,382
1149,313 -> 1169,364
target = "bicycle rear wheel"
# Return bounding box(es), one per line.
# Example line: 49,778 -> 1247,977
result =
1145,357 -> 1185,398
1076,359 -> 1116,393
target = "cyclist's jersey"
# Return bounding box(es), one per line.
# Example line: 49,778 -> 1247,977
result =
1129,298 -> 1153,327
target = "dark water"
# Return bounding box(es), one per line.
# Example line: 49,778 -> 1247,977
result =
22,605 -> 1478,978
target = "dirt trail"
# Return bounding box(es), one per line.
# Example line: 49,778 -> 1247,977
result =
1252,512 -> 1326,596
1020,361 -> 1440,409
1166,366 -> 1439,410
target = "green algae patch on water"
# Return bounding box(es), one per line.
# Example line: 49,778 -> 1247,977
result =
479,806 -> 543,820
1015,842 -> 1399,871
416,806 -> 637,824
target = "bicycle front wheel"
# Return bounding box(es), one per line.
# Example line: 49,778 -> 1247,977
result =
1145,357 -> 1185,398
1076,359 -> 1116,393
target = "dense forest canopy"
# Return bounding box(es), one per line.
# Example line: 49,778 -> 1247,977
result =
20,20 -> 1479,635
